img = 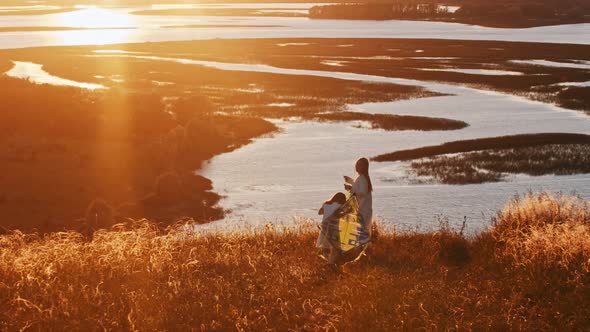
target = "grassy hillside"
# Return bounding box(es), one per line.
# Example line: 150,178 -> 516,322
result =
1,192 -> 589,330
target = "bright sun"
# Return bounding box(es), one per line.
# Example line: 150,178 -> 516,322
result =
50,7 -> 136,46
54,7 -> 134,29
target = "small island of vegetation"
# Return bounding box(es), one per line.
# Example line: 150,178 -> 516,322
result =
372,133 -> 590,184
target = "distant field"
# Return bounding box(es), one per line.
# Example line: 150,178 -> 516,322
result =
11,38 -> 589,114
63,38 -> 590,115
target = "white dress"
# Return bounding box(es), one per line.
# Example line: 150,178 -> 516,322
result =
351,175 -> 373,230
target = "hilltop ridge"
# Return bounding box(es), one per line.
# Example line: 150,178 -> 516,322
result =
1,192 -> 589,330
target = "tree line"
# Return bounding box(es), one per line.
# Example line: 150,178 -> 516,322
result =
309,1 -> 590,27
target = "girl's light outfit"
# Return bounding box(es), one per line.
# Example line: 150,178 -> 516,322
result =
316,202 -> 342,248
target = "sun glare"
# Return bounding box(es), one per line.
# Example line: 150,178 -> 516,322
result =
55,29 -> 134,47
48,7 -> 137,46
53,7 -> 134,28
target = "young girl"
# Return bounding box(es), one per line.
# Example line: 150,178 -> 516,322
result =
316,192 -> 347,262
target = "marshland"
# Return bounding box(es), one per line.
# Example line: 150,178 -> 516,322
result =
1,1 -> 590,330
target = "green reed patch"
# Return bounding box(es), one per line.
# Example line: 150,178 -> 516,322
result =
410,144 -> 590,184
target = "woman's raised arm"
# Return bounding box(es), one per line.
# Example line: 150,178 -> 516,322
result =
343,175 -> 355,185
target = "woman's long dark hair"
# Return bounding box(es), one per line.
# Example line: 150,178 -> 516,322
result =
356,157 -> 373,193
325,192 -> 347,205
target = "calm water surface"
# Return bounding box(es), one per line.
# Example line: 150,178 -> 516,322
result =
1,5 -> 590,49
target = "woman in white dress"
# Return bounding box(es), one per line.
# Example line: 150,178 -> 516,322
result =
344,157 -> 373,232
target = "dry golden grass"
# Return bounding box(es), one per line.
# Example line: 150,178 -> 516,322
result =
493,192 -> 590,274
1,192 -> 589,330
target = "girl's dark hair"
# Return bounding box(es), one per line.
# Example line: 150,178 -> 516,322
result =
356,157 -> 373,193
325,192 -> 347,205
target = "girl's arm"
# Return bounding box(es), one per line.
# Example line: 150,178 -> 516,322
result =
318,205 -> 325,215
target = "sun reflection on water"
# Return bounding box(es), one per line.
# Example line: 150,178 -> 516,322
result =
43,7 -> 138,45
53,28 -> 136,46
6,61 -> 105,89
52,7 -> 135,28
